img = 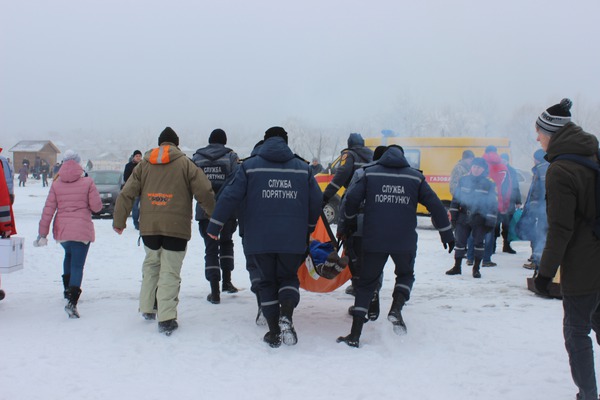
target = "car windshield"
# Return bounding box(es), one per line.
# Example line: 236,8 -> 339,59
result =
89,171 -> 121,185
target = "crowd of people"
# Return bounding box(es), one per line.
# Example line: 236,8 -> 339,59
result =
1,98 -> 600,398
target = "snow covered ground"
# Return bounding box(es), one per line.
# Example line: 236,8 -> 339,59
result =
1,181 -> 584,400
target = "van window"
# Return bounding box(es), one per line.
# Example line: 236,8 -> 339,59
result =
404,149 -> 421,169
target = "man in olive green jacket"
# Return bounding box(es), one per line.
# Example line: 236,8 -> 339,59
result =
113,127 -> 215,335
534,99 -> 600,400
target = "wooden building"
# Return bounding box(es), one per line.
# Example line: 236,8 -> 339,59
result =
9,140 -> 61,171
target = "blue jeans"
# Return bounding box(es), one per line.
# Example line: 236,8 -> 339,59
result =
132,197 -> 140,230
483,230 -> 494,262
61,241 -> 91,288
563,292 -> 600,399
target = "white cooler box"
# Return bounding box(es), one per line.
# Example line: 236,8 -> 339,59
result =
0,236 -> 24,273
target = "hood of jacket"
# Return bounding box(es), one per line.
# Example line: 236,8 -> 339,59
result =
482,151 -> 503,166
144,143 -> 186,165
256,137 -> 295,163
377,146 -> 411,168
347,133 -> 364,147
58,160 -> 83,183
193,144 -> 233,161
545,122 -> 598,162
344,145 -> 374,163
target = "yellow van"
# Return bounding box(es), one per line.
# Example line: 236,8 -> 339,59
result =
317,136 -> 511,222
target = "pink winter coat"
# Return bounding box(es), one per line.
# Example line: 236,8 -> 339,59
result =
38,160 -> 102,242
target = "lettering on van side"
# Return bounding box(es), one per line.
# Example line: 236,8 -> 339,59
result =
426,175 -> 450,183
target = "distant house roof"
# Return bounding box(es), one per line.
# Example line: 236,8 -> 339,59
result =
96,152 -> 120,160
9,140 -> 61,153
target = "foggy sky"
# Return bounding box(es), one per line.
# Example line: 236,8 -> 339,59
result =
2,0 -> 600,143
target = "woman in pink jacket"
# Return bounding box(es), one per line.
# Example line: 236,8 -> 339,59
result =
36,150 -> 102,318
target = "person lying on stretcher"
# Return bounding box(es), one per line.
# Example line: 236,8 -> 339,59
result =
309,240 -> 349,279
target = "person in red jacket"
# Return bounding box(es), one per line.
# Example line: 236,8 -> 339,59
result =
481,146 -> 512,266
0,155 -> 16,301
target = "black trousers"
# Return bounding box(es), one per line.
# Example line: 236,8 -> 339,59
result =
352,251 -> 415,319
199,219 -> 237,281
142,235 -> 187,251
563,292 -> 600,399
253,253 -> 305,321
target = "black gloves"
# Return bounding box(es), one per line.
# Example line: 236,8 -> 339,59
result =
9,194 -> 14,205
443,241 -> 455,253
533,274 -> 553,297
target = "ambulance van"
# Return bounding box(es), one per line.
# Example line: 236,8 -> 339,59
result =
316,136 -> 511,223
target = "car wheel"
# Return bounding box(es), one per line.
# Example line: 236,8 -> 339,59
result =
323,196 -> 340,224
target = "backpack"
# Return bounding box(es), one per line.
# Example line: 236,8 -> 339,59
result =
552,151 -> 600,239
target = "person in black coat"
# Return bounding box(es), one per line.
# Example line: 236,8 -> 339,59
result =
499,153 -> 522,254
336,146 -> 454,347
309,158 -> 323,176
446,157 -> 498,278
123,150 -> 142,230
323,133 -> 374,298
207,127 -> 322,348
192,129 -> 240,303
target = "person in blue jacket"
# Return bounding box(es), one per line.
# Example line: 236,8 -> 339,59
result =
446,157 -> 498,278
207,127 -> 322,348
521,149 -> 549,271
234,140 -> 266,325
193,129 -> 240,304
336,145 -> 455,347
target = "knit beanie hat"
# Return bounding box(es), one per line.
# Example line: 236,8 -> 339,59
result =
462,150 -> 475,160
209,129 -> 227,145
472,157 -> 488,171
373,146 -> 388,161
264,126 -> 288,144
63,149 -> 81,164
132,150 -> 142,157
158,127 -> 179,146
347,133 -> 364,147
533,149 -> 546,162
536,98 -> 572,135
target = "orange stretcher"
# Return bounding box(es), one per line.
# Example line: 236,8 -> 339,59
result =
298,213 -> 352,293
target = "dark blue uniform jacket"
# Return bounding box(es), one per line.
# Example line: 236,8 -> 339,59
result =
192,144 -> 238,220
207,137 -> 322,255
449,174 -> 498,228
342,147 -> 453,253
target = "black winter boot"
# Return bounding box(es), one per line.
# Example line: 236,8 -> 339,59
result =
502,242 -> 516,254
207,280 -> 220,304
65,287 -> 82,319
222,270 -> 239,293
446,259 -> 462,275
473,258 -> 482,278
387,295 -> 407,335
263,315 -> 282,348
279,300 -> 298,345
368,290 -> 380,321
62,274 -> 70,299
337,316 -> 365,348
158,319 -> 178,336
0,289 -> 5,301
